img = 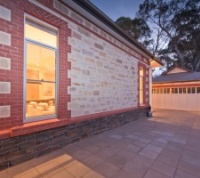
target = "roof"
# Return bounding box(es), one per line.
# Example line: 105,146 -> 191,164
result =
162,66 -> 191,75
153,72 -> 200,83
61,0 -> 157,60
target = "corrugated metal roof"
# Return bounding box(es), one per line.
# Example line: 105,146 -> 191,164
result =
153,72 -> 200,83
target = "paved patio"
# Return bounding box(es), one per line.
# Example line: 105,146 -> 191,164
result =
1,109 -> 200,178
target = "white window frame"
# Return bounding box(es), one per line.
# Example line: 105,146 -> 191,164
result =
23,14 -> 59,123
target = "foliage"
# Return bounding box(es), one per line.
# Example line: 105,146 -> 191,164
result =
115,17 -> 152,48
137,0 -> 200,71
116,0 -> 200,71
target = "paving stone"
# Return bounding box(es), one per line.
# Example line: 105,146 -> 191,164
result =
156,151 -> 180,167
49,169 -> 75,178
123,160 -> 149,178
81,154 -> 104,169
82,170 -> 105,178
6,161 -> 35,177
53,154 -> 77,168
133,154 -> 154,167
174,169 -> 199,178
181,150 -> 200,166
94,147 -> 117,160
125,144 -> 142,153
67,162 -> 90,178
151,161 -> 176,177
109,134 -> 123,140
94,161 -> 120,178
139,148 -> 159,159
112,169 -> 140,178
178,160 -> 200,177
0,170 -> 11,178
133,140 -> 148,148
12,169 -> 41,178
35,161 -> 64,177
107,150 -> 136,168
144,169 -> 170,178
70,150 -> 92,160
144,144 -> 163,153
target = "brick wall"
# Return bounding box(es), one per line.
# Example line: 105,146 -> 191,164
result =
0,0 -> 71,133
0,0 -> 150,139
68,21 -> 138,117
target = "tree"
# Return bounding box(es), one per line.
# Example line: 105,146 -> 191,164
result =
115,17 -> 152,48
136,0 -> 200,71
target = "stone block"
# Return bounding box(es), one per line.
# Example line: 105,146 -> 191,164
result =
0,57 -> 11,70
0,105 -> 10,118
0,5 -> 11,21
0,82 -> 11,94
0,31 -> 11,46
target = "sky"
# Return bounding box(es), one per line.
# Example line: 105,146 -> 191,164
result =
89,0 -> 144,21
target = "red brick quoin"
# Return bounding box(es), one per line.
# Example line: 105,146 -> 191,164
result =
0,0 -> 71,137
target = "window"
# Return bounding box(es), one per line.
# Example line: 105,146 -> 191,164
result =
166,88 -> 170,94
179,88 -> 183,94
139,67 -> 144,105
24,17 -> 58,122
197,87 -> 200,93
152,89 -> 155,94
188,87 -> 196,93
171,88 -> 178,94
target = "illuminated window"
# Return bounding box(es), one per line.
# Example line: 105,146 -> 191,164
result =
139,67 -> 144,105
24,17 -> 58,122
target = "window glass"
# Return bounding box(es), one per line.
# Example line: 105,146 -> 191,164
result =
25,18 -> 57,120
183,88 -> 186,93
139,67 -> 144,105
179,88 -> 183,94
167,88 -> 170,94
25,19 -> 57,48
197,87 -> 200,93
192,87 -> 195,93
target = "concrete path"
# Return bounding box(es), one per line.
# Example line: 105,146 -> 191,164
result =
1,109 -> 200,178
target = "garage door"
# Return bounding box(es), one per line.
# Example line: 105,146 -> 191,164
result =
152,87 -> 200,111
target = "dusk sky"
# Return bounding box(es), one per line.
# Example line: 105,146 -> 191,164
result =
89,0 -> 144,21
